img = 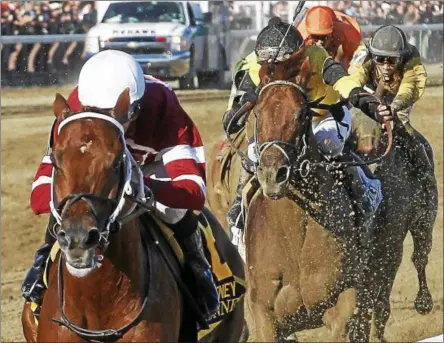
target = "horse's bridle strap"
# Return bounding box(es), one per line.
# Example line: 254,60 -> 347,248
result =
57,112 -> 125,136
259,80 -> 310,102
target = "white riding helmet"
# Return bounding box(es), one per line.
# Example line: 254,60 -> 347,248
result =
78,50 -> 146,110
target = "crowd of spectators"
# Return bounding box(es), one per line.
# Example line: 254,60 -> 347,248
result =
1,1 -> 443,86
327,1 -> 443,26
229,1 -> 443,62
328,1 -> 443,62
1,1 -> 97,85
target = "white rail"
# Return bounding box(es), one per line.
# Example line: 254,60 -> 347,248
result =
0,34 -> 86,44
1,24 -> 442,45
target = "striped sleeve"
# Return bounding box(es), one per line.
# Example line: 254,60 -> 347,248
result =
143,84 -> 206,211
30,120 -> 58,215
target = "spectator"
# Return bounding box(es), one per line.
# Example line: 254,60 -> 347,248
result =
2,1 -> 97,85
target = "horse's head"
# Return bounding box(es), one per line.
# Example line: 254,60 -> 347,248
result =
254,50 -> 313,199
50,89 -> 132,273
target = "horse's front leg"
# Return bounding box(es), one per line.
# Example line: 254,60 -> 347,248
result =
245,274 -> 279,342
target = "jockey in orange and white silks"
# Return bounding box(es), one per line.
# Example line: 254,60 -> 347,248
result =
297,5 -> 362,70
22,50 -> 219,321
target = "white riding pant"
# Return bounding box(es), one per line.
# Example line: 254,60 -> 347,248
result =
311,106 -> 352,158
247,106 -> 352,161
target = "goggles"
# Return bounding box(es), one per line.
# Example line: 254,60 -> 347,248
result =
373,55 -> 401,65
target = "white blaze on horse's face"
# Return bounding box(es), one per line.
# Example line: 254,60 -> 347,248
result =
80,140 -> 93,154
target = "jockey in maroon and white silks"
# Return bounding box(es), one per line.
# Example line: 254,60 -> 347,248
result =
31,76 -> 206,224
23,50 -> 219,321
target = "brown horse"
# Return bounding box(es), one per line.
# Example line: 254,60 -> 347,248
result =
233,50 -> 375,342
349,98 -> 438,341
21,89 -> 245,342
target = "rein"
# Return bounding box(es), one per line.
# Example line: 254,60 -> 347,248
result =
52,253 -> 150,343
225,80 -> 394,178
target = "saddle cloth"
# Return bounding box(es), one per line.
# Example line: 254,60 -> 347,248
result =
39,210 -> 245,340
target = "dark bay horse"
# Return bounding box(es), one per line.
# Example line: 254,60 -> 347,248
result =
238,50 -> 375,342
349,91 -> 438,341
21,89 -> 245,342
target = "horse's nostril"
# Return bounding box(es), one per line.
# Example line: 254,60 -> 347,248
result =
84,229 -> 101,248
276,166 -> 290,184
57,230 -> 70,248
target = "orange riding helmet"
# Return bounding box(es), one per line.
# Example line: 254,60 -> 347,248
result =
305,6 -> 335,36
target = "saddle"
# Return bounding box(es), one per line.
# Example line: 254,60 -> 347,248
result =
41,208 -> 246,341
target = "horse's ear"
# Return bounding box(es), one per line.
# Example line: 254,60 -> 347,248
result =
112,88 -> 130,122
53,93 -> 71,119
295,57 -> 311,87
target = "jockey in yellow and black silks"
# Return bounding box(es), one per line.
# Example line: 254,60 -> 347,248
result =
347,24 -> 432,174
348,24 -> 427,125
222,17 -> 390,254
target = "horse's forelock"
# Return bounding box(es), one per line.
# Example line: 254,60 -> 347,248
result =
260,47 -> 309,84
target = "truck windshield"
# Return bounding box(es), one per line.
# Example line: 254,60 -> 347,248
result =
102,1 -> 185,24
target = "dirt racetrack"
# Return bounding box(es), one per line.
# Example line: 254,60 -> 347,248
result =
1,86 -> 443,342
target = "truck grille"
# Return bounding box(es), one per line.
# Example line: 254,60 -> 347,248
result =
107,37 -> 158,43
102,46 -> 167,54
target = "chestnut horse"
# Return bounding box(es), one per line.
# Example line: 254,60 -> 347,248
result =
21,90 -> 245,342
231,49 -> 375,342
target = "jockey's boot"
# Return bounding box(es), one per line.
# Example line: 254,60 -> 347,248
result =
21,215 -> 57,306
227,166 -> 254,247
171,211 -> 220,321
339,153 -> 383,231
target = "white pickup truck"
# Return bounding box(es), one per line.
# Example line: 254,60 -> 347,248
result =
84,1 -> 228,89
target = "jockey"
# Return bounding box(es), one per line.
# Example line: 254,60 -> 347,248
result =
349,25 -> 427,126
348,24 -> 432,174
297,5 -> 362,70
223,17 -> 389,248
21,50 -> 219,320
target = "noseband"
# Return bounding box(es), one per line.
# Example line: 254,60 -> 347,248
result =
253,80 -> 314,178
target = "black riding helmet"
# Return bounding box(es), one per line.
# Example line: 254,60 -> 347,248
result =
255,17 -> 304,63
369,25 -> 409,58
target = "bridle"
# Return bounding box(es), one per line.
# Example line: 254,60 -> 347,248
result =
253,80 -> 315,179
48,111 -> 150,342
49,112 -> 144,249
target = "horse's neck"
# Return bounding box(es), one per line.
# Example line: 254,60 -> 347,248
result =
102,221 -> 147,297
299,135 -> 335,190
